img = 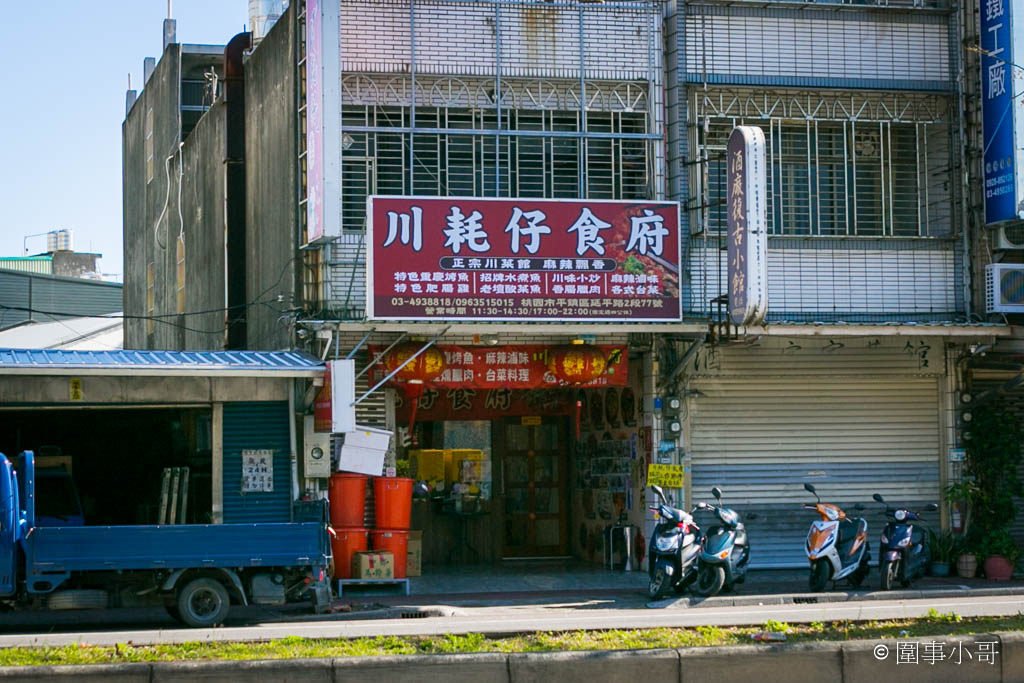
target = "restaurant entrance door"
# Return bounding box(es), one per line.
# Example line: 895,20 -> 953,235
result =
499,416 -> 569,558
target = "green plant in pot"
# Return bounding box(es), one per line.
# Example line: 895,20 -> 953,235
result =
956,403 -> 1023,580
927,529 -> 956,577
978,529 -> 1022,581
395,458 -> 412,479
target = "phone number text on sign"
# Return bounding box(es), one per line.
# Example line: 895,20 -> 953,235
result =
367,197 -> 681,322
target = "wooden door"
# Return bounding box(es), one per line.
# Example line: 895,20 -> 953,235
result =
499,416 -> 568,558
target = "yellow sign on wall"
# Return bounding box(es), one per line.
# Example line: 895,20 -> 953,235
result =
647,463 -> 685,488
69,378 -> 83,401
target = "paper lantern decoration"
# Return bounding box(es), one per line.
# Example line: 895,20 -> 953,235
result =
383,343 -> 446,432
547,345 -> 607,385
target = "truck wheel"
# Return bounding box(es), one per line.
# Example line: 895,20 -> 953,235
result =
176,578 -> 230,628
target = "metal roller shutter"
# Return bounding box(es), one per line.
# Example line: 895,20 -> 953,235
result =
223,401 -> 292,523
690,377 -> 942,568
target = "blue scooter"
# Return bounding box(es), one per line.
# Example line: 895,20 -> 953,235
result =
693,487 -> 754,597
872,493 -> 938,590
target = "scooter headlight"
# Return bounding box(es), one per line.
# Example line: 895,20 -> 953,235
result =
655,531 -> 681,552
824,507 -> 839,521
894,509 -> 907,522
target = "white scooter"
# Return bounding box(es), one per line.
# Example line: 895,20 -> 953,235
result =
802,483 -> 870,592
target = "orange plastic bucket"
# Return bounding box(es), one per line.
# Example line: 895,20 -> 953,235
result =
329,473 -> 368,527
373,477 -> 413,530
330,527 -> 368,579
370,529 -> 409,578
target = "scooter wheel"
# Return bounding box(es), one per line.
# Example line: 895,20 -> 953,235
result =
694,565 -> 726,597
880,559 -> 899,591
809,560 -> 831,592
648,567 -> 671,599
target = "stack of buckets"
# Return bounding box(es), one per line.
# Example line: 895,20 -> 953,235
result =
328,473 -> 414,580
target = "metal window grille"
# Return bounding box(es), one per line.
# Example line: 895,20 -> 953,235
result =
693,91 -> 953,238
338,102 -> 652,235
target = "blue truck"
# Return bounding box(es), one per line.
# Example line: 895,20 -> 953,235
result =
0,450 -> 331,627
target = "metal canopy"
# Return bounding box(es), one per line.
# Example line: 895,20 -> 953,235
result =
0,348 -> 325,378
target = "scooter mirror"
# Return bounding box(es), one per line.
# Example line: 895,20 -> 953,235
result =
696,501 -> 709,510
651,485 -> 665,502
711,486 -> 723,500
925,503 -> 939,512
803,483 -> 816,494
872,493 -> 885,503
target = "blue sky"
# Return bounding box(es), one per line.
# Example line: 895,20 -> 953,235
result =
0,1 -> 249,279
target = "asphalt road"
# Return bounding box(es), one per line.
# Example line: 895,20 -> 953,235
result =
1,594 -> 1021,648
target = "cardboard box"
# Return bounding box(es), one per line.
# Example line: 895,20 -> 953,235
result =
407,530 -> 423,577
446,449 -> 484,483
351,551 -> 394,579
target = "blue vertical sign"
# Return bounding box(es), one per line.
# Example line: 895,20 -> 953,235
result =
981,0 -> 1023,225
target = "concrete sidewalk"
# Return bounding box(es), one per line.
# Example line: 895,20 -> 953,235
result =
350,565 -> 1024,609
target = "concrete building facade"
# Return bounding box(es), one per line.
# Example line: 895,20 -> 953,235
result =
122,0 -> 1013,569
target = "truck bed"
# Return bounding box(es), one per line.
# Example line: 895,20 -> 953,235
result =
27,522 -> 328,572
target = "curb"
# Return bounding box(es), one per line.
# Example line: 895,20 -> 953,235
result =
0,632 -> 1019,682
648,585 -> 1024,609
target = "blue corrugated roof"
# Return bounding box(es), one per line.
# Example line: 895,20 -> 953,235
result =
0,348 -> 324,376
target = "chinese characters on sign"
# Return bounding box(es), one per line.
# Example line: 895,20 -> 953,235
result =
647,463 -> 685,488
369,344 -> 628,391
980,0 -> 1024,224
304,0 -> 324,243
367,198 -> 681,321
241,449 -> 274,493
726,127 -> 768,326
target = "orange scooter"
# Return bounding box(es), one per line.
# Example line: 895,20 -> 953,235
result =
802,483 -> 870,592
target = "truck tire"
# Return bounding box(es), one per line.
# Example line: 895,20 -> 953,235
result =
47,590 -> 108,610
176,578 -> 230,628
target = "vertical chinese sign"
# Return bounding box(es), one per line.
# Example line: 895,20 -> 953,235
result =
304,0 -> 323,243
981,0 -> 1024,225
366,198 -> 682,322
726,127 -> 768,326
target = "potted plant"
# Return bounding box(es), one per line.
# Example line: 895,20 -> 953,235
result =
948,404 -> 1023,579
944,481 -> 980,577
978,529 -> 1022,581
928,529 -> 955,577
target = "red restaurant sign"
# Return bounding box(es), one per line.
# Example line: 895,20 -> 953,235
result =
368,345 -> 629,390
366,197 -> 681,322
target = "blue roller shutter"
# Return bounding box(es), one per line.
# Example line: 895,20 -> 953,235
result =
223,401 -> 291,523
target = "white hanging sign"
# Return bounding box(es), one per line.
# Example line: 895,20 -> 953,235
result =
726,126 -> 768,326
241,449 -> 274,493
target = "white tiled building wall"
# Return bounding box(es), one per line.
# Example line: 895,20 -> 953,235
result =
341,0 -> 659,80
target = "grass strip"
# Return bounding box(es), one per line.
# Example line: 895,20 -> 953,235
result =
1,611 -> 1021,667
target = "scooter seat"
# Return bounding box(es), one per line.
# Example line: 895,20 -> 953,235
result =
837,518 -> 859,544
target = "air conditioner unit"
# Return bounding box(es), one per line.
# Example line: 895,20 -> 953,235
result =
996,224 -> 1024,250
985,263 -> 1024,313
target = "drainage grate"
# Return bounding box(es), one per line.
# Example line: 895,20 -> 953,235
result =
400,611 -> 430,619
793,597 -> 819,604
